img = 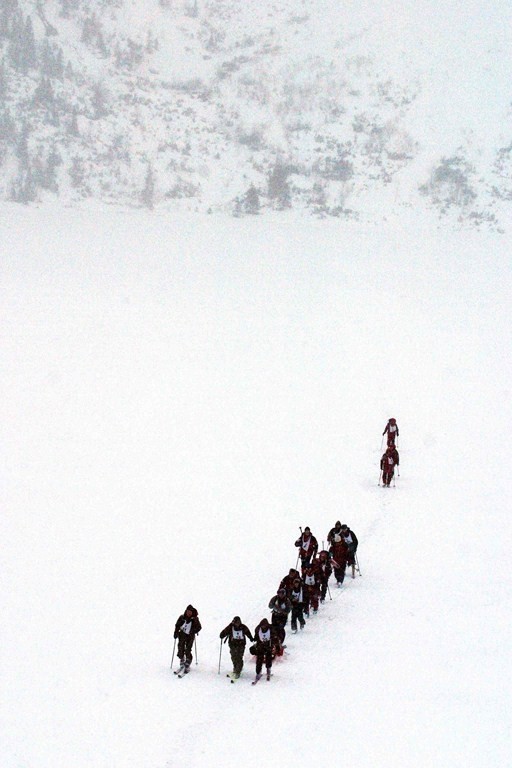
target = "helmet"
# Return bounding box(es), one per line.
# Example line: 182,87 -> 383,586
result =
340,524 -> 348,530
233,616 -> 241,624
390,418 -> 396,424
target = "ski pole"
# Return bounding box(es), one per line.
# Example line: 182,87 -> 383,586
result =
327,583 -> 332,601
217,638 -> 223,674
378,470 -> 382,486
170,637 -> 176,669
295,527 -> 303,569
194,637 -> 198,665
355,553 -> 362,577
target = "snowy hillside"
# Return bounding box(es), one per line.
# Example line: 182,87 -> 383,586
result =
0,0 -> 511,224
2,203 -> 511,767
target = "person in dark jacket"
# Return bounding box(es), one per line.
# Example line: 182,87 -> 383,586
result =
327,520 -> 344,546
289,577 -> 306,632
381,445 -> 398,486
315,549 -> 333,601
174,604 -> 201,672
252,618 -> 275,681
382,417 -> 399,445
219,616 -> 253,679
340,524 -> 359,577
294,526 -> 318,568
268,588 -> 291,654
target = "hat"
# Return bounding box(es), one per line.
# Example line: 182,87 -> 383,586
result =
233,615 -> 241,623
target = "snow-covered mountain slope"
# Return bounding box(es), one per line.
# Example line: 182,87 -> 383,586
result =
1,0 -> 511,225
1,204 -> 511,767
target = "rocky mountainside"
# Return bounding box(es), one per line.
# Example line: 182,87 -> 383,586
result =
1,0 -> 511,225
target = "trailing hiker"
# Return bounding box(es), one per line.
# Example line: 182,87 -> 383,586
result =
173,604 -> 201,674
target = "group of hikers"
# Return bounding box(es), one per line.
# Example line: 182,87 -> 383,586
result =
380,417 -> 400,487
172,522 -> 359,683
172,418 -> 399,683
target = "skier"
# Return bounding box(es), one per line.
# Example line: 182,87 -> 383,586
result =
173,604 -> 201,674
252,618 -> 275,682
219,616 -> 254,680
329,534 -> 349,587
327,520 -> 344,546
302,560 -> 321,614
316,549 -> 332,601
382,417 -> 399,445
289,577 -> 306,632
294,526 -> 318,568
268,588 -> 291,654
381,444 -> 398,487
340,524 -> 359,577
279,567 -> 301,597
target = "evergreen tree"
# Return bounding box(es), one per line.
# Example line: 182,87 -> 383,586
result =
16,122 -> 30,169
67,108 -> 80,137
267,163 -> 292,209
141,163 -> 155,209
91,81 -> 109,119
9,14 -> 37,73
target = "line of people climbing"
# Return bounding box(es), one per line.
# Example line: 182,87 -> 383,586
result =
172,418 -> 399,681
172,522 -> 359,683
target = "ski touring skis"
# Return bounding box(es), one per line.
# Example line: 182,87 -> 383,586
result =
252,673 -> 262,685
174,663 -> 190,678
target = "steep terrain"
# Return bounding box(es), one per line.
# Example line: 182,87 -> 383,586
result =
0,0 -> 511,224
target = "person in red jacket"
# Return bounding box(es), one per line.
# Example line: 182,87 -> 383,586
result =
315,550 -> 332,601
382,418 -> 399,445
294,526 -> 318,568
329,536 -> 349,586
279,568 -> 301,597
302,560 -> 321,614
381,445 -> 399,486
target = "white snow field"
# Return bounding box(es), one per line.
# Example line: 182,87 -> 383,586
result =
1,204 -> 511,768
